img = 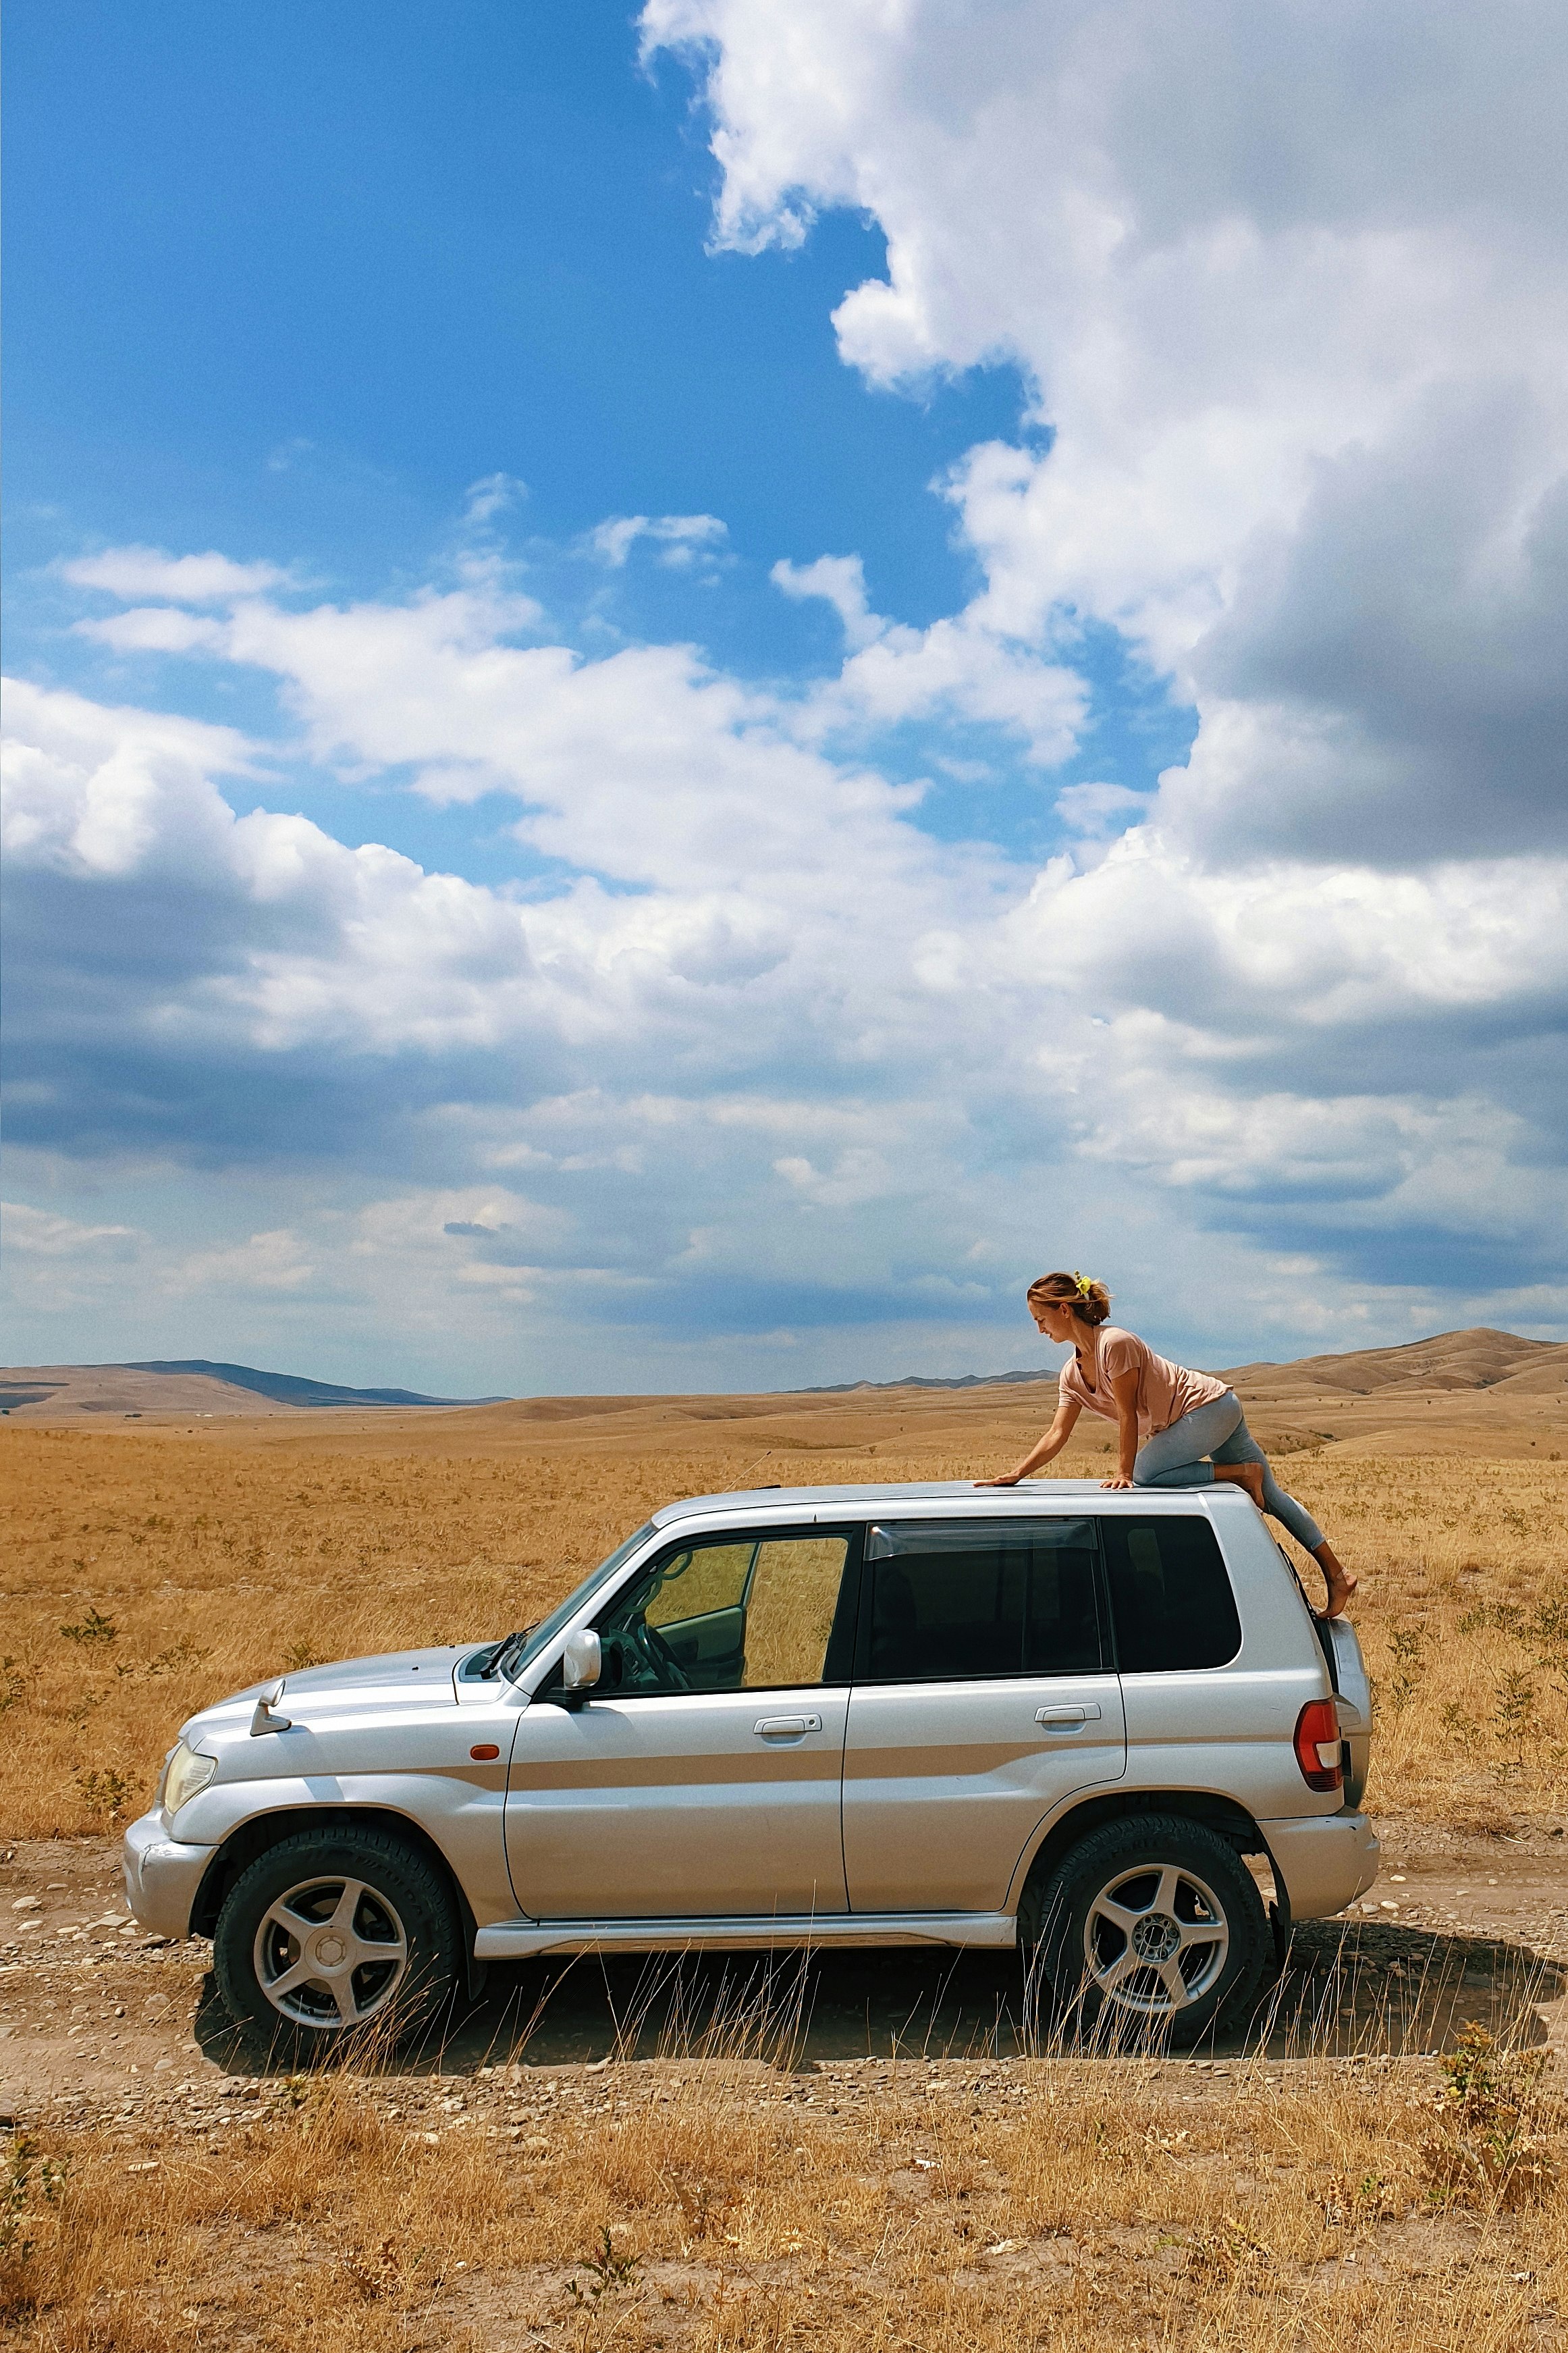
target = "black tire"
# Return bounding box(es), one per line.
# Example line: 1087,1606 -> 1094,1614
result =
1021,1813 -> 1267,2051
213,1826 -> 461,2062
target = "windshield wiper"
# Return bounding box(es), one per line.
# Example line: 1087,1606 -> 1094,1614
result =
466,1631 -> 527,1679
490,1622 -> 539,1679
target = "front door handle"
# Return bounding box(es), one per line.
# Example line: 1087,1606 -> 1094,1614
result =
754,1714 -> 822,1737
1035,1703 -> 1101,1728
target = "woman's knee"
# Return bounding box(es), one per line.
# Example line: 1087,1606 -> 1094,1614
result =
1133,1460 -> 1204,1489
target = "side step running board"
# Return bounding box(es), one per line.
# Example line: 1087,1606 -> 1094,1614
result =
474,1911 -> 1017,1959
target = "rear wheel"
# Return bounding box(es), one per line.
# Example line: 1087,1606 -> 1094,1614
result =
1022,1814 -> 1267,2049
213,1826 -> 460,2061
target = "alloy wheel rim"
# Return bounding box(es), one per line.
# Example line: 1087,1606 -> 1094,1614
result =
253,1874 -> 409,2030
1081,1861 -> 1230,2015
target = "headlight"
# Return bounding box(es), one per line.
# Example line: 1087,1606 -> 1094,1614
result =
163,1741 -> 217,1820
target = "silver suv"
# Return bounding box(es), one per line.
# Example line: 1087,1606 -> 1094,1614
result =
123,1481 -> 1376,2051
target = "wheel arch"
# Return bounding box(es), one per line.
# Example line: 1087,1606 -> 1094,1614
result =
191,1805 -> 486,1999
1013,1789 -> 1272,1915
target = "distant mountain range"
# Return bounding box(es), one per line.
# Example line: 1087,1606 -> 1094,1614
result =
803,1325 -> 1567,1398
0,1358 -> 508,1419
1,1327 -> 1563,1427
124,1359 -> 508,1408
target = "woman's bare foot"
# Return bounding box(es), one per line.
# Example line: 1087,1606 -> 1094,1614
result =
1312,1541 -> 1358,1618
1214,1460 -> 1266,1510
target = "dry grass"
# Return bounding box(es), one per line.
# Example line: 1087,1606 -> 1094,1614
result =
4,2036 -> 1567,2350
6,1421 -> 1568,2344
1,1427 -> 1567,1833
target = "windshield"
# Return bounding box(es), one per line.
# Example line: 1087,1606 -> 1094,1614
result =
500,1523 -> 657,1683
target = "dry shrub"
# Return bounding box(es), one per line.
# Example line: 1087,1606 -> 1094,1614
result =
1421,2021 -> 1561,2209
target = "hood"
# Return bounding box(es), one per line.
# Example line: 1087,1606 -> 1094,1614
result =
182,1644 -> 484,1743
271,1645 -> 472,1699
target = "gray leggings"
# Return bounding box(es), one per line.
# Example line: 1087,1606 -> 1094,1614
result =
1133,1390 -> 1325,1552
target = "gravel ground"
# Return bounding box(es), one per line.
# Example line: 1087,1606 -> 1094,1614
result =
5,1820 -> 1568,2131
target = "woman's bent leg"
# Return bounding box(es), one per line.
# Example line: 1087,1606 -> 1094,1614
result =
1210,1417 -> 1326,1550
1133,1395 -> 1246,1488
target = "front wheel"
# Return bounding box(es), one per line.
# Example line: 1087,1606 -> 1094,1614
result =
1023,1814 -> 1267,2049
213,1826 -> 461,2060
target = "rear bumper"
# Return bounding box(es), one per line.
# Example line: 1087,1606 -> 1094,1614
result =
122,1809 -> 212,1940
1259,1811 -> 1379,1921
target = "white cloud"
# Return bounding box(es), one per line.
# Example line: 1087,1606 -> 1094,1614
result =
0,682 -> 258,878
2,1202 -> 139,1260
647,0 -> 1568,863
589,512 -> 730,569
78,608 -> 228,656
174,1228 -> 315,1294
822,612 -> 1087,763
772,553 -> 885,650
1054,782 -> 1147,836
998,832 -> 1568,1038
464,472 -> 528,525
62,547 -> 288,603
773,1148 -> 896,1207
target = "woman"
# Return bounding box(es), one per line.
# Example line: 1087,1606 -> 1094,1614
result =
981,1271 -> 1357,1618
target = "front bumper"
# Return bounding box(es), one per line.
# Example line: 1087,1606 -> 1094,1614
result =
122,1809 -> 213,1940
1260,1811 -> 1380,1921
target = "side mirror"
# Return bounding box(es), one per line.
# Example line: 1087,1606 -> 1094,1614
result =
561,1629 -> 602,1692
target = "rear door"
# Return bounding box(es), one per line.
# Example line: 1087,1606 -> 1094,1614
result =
506,1525 -> 859,1920
842,1516 -> 1127,1914
1100,1512 -> 1318,1816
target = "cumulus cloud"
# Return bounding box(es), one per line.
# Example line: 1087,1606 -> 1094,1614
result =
647,0 -> 1568,864
63,547 -> 288,602
5,545 -> 1565,1380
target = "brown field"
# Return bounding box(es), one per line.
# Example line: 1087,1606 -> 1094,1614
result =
3,1338 -> 1567,1835
4,1337 -> 1568,2347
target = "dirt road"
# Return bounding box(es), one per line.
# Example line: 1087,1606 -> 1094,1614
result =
5,1819 -> 1568,2140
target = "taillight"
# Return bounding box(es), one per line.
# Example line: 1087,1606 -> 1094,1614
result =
1293,1697 -> 1343,1793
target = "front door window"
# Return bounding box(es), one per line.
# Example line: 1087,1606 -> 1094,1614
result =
599,1532 -> 851,1694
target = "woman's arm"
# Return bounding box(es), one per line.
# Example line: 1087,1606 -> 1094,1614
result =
1099,1365 -> 1141,1489
977,1399 -> 1083,1486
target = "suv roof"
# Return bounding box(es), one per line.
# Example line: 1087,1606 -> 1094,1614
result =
651,1480 -> 1258,1527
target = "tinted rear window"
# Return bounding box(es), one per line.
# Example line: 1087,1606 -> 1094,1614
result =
861,1519 -> 1104,1682
1102,1516 -> 1241,1671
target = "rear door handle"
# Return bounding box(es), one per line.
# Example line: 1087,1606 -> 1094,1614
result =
1035,1703 -> 1101,1728
755,1714 -> 822,1737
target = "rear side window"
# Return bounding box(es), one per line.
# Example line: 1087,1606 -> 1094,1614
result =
1102,1516 -> 1241,1671
861,1519 -> 1104,1683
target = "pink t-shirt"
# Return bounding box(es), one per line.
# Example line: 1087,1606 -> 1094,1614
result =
1057,1327 -> 1228,1441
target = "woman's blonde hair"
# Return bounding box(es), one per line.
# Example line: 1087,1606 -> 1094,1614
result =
1027,1269 -> 1112,1326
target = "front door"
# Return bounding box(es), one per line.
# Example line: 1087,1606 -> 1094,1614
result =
506,1527 -> 857,1920
842,1516 -> 1127,1913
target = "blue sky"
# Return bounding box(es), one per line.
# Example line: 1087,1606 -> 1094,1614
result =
7,5 -> 1004,612
4,0 -> 1565,1392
